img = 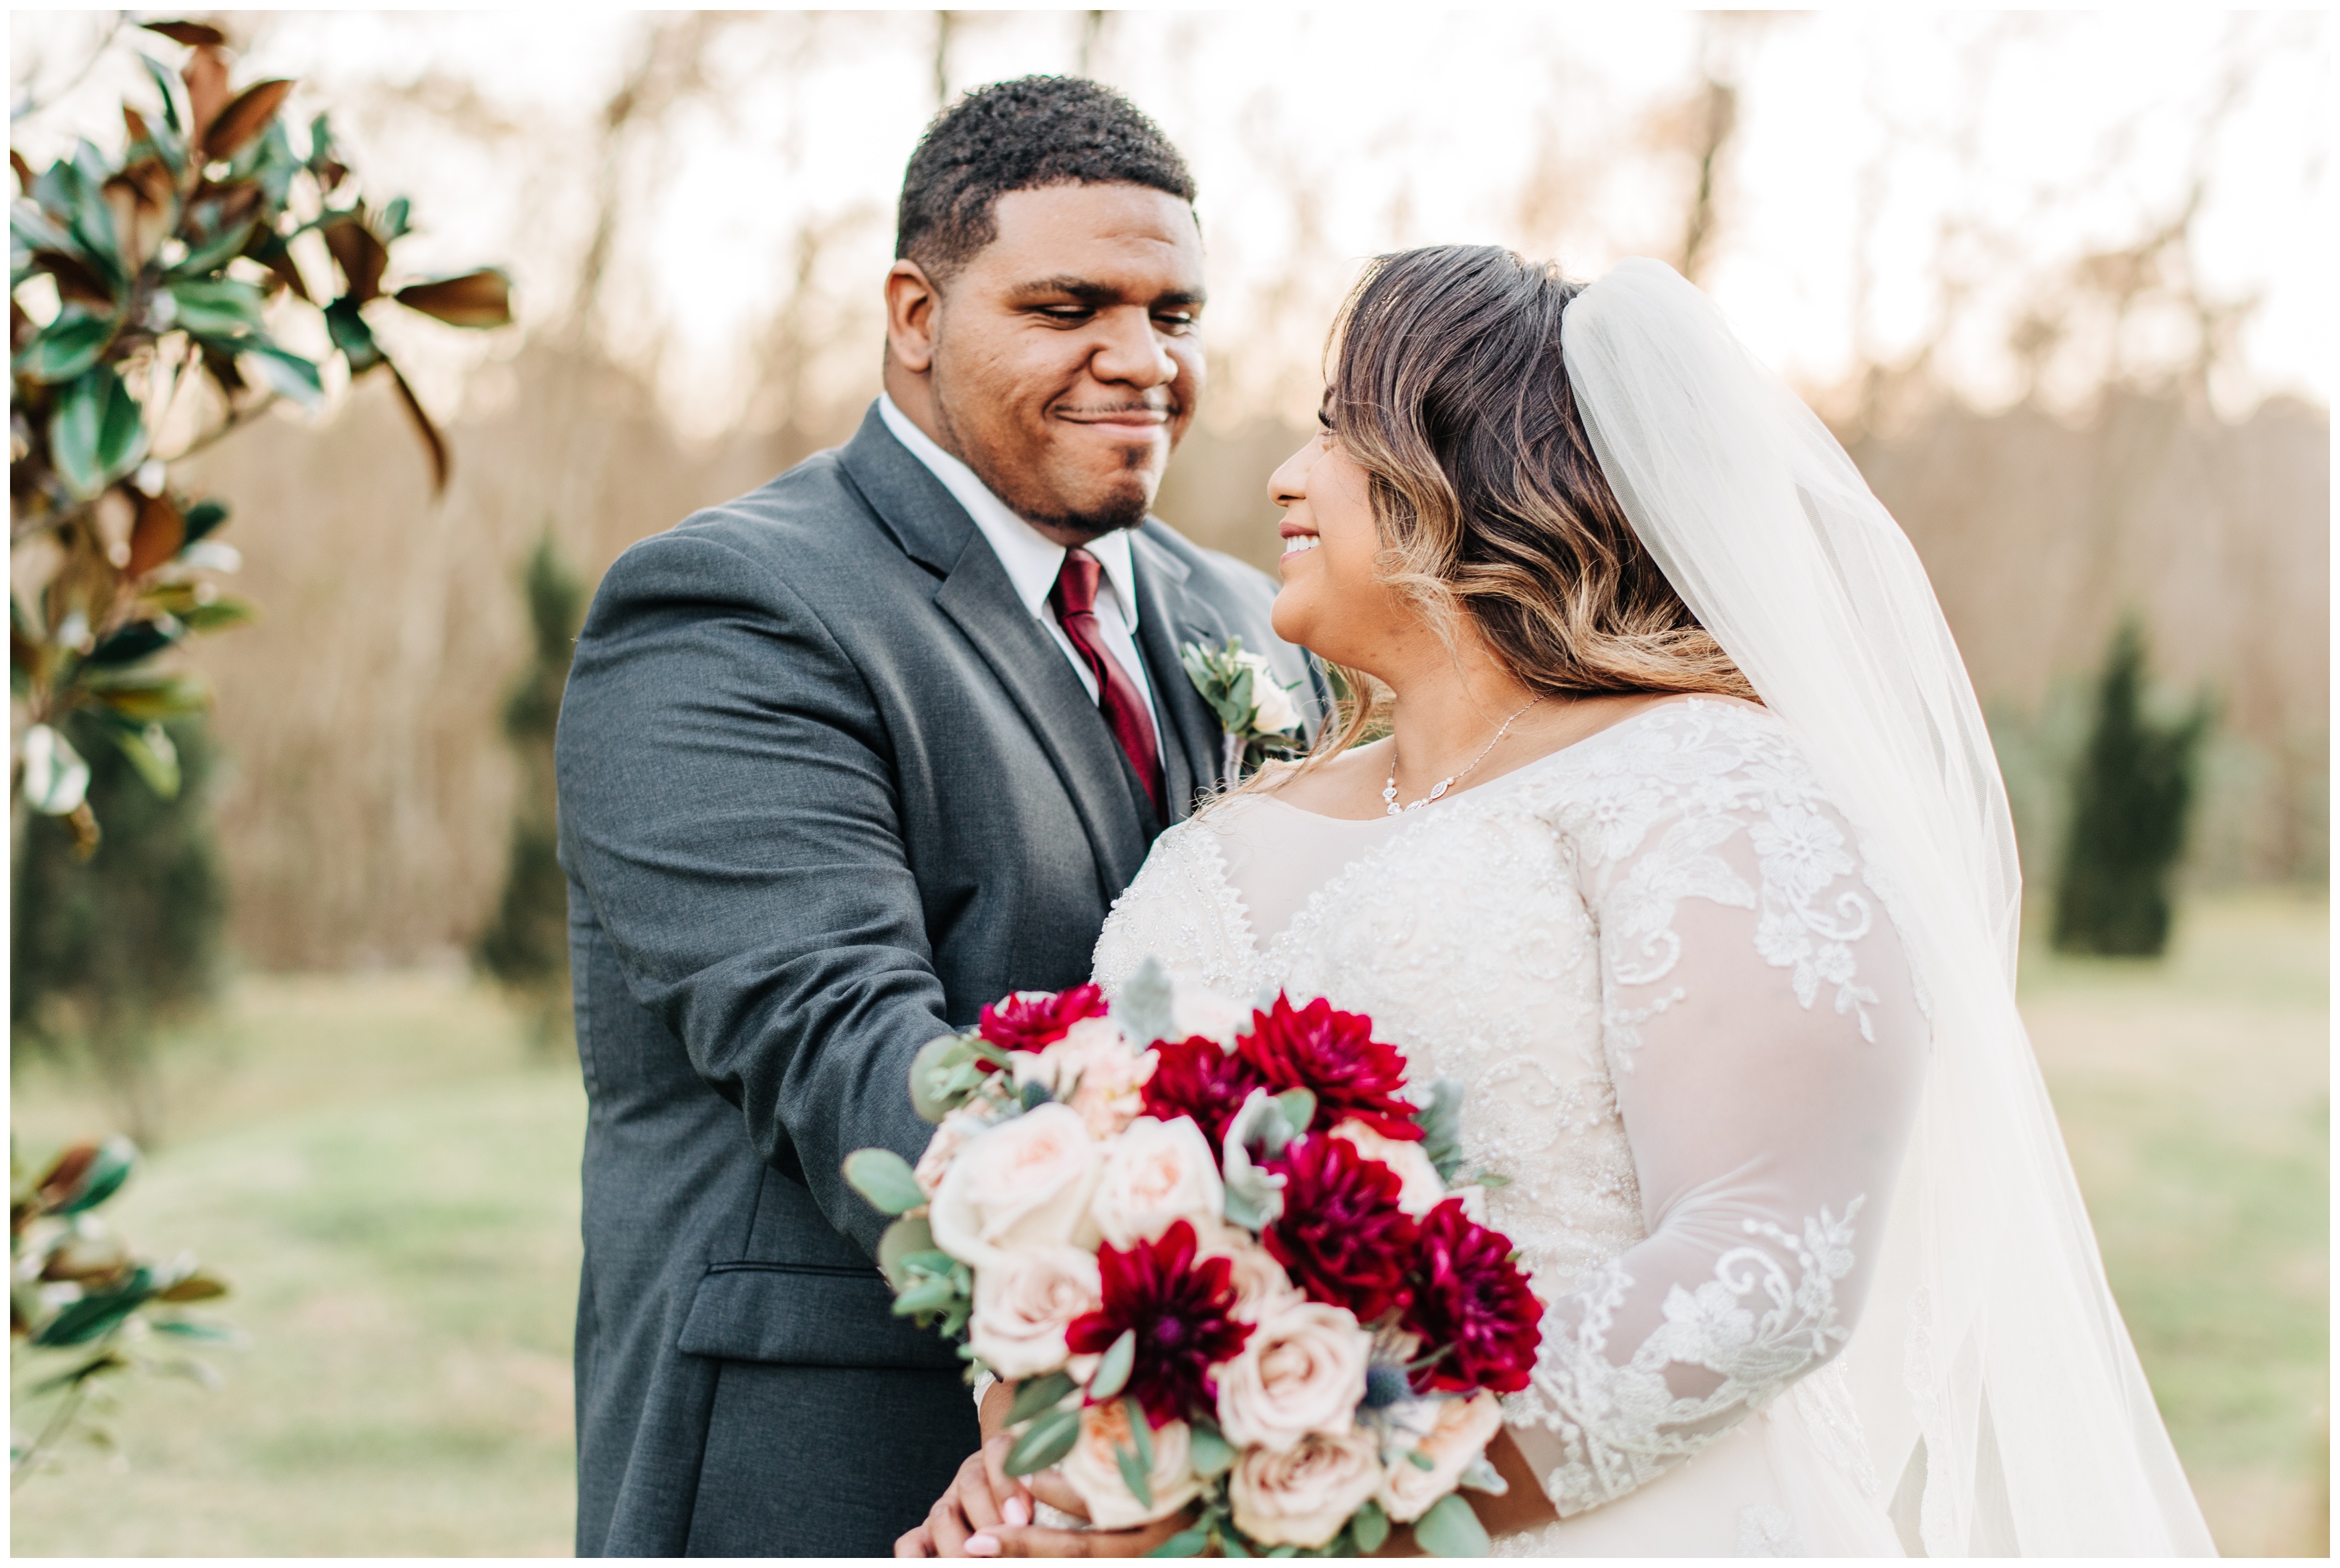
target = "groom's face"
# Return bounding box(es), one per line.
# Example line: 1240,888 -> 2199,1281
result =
903,184 -> 1205,540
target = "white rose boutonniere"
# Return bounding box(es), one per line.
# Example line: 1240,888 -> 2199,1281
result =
1180,636 -> 1304,785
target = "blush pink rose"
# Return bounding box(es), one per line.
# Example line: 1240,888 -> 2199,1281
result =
1227,1428 -> 1383,1548
967,1244 -> 1102,1381
927,1103 -> 1099,1269
1377,1390 -> 1504,1522
1088,1116 -> 1224,1249
1329,1119 -> 1446,1218
1214,1300 -> 1372,1454
1061,1400 -> 1201,1529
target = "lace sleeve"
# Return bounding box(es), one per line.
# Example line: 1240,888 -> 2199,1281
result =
1508,757 -> 1928,1517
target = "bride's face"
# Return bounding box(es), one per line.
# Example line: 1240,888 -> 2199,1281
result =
1266,424 -> 1413,668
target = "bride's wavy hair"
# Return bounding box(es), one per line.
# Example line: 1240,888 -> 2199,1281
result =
1300,244 -> 1755,761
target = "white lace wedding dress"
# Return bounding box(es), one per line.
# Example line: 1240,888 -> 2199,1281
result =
1092,697 -> 1927,1557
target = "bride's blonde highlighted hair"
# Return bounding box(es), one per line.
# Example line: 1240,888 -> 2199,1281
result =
1298,245 -> 1755,762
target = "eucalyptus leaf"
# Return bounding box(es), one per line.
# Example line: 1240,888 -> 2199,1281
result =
893,1274 -> 958,1316
876,1214 -> 937,1289
1273,1087 -> 1317,1135
842,1148 -> 925,1216
1116,1441 -> 1154,1511
1006,1370 -> 1076,1426
1004,1404 -> 1082,1477
1114,954 -> 1176,1047
1186,1420 -> 1234,1479
1411,1491 -> 1491,1557
1088,1326 -> 1136,1401
1125,1396 -> 1153,1470
1351,1500 -> 1391,1554
909,1032 -> 979,1121
1147,1527 -> 1211,1558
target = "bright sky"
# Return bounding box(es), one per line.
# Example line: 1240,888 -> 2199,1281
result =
11,9 -> 2330,439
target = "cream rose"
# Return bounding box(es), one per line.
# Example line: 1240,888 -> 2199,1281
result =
1215,1300 -> 1372,1453
1328,1120 -> 1446,1218
1025,1017 -> 1155,1139
1227,1428 -> 1383,1548
967,1244 -> 1101,1381
1236,649 -> 1302,736
1165,972 -> 1249,1049
913,1110 -> 991,1199
1061,1400 -> 1202,1529
1377,1390 -> 1504,1523
927,1103 -> 1099,1269
1195,1226 -> 1306,1324
1090,1116 -> 1224,1249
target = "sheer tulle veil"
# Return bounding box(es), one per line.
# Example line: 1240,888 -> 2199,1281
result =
1560,259 -> 2214,1555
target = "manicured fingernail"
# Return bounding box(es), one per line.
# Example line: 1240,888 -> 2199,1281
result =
1003,1496 -> 1032,1528
966,1534 -> 1000,1557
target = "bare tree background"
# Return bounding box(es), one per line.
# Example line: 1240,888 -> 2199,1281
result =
19,9 -> 2311,969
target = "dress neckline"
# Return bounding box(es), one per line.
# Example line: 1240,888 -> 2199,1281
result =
1244,696 -> 1747,825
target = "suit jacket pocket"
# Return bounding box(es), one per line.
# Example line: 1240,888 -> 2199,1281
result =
676,1261 -> 964,1371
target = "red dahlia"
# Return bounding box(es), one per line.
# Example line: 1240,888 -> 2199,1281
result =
1239,995 -> 1423,1141
1403,1198 -> 1542,1394
1263,1133 -> 1421,1323
1141,1037 -> 1268,1155
975,983 -> 1109,1066
1065,1219 -> 1252,1427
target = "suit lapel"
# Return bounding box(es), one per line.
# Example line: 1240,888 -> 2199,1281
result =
1127,531 -> 1234,821
935,551 -> 1155,893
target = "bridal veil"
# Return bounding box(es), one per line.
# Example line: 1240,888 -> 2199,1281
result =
1559,259 -> 2214,1555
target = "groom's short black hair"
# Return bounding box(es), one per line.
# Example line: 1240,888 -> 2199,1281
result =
897,76 -> 1197,284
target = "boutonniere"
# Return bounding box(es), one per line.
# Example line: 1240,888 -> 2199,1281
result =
1179,636 -> 1304,787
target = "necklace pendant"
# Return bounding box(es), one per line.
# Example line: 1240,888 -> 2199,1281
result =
1425,779 -> 1449,803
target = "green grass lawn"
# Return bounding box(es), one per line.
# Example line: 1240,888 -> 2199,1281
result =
9,891 -> 2329,1555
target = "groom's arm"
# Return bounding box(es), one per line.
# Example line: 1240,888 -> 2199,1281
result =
556,525 -> 943,1256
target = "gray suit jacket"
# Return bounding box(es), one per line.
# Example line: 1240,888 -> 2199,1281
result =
556,404 -> 1316,1557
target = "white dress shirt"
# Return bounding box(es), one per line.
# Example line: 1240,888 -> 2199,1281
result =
878,394 -> 1163,737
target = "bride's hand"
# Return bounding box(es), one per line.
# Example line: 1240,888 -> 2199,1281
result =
895,1434 -> 1098,1557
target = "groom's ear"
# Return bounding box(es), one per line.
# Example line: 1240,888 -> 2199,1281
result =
885,259 -> 941,375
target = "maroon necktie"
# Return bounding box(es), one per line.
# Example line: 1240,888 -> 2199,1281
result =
1049,547 -> 1165,819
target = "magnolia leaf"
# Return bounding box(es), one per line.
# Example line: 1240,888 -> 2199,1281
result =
142,19 -> 229,47
203,79 -> 293,162
126,491 -> 186,576
377,194 -> 412,241
876,1214 -> 937,1290
841,1148 -> 924,1216
180,597 -> 257,633
84,668 -> 211,723
47,367 -> 145,498
168,275 -> 266,337
19,724 -> 91,815
150,1319 -> 238,1346
135,51 -> 185,134
1411,1492 -> 1490,1558
1088,1327 -> 1137,1402
321,213 -> 387,302
182,45 -> 231,149
1006,1370 -> 1076,1426
1004,1404 -> 1082,1478
172,214 -> 259,277
181,497 -> 229,543
12,307 -> 116,382
32,1266 -> 156,1347
238,343 -> 324,408
28,1351 -> 130,1396
1351,1500 -> 1391,1555
88,619 -> 180,667
392,268 -> 513,328
153,1274 -> 228,1304
387,360 -> 449,493
324,295 -> 380,370
107,721 -> 182,798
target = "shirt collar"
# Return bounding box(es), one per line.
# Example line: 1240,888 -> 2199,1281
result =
877,393 -> 1142,625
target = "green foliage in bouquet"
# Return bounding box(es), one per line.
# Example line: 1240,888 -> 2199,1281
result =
10,18 -> 513,849
10,1135 -> 236,1486
474,533 -> 587,1047
2053,618 -> 2210,957
11,711 -> 225,1144
1180,636 -> 1304,782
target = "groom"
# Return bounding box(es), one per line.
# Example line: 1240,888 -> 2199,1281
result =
556,78 -> 1316,1557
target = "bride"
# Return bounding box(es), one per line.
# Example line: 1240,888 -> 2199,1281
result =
903,248 -> 2213,1557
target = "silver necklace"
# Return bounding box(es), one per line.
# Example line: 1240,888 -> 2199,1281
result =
1383,695 -> 1544,816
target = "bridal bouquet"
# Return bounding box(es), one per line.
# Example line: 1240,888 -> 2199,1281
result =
844,962 -> 1538,1556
